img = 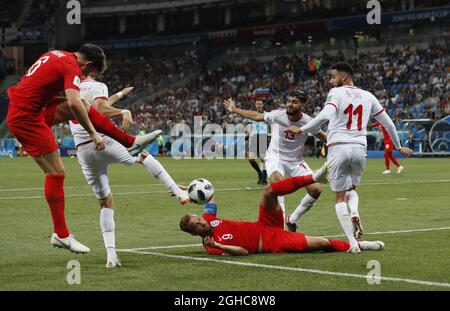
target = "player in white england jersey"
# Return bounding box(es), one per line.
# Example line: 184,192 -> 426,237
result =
287,62 -> 413,253
224,91 -> 327,231
69,72 -> 189,268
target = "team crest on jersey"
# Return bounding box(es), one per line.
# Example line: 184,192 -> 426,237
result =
210,220 -> 220,227
51,50 -> 65,58
73,76 -> 81,87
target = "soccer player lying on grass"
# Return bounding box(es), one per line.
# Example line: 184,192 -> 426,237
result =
179,163 -> 384,256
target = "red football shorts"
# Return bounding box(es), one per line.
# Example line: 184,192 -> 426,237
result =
7,101 -> 59,157
257,205 -> 308,253
384,142 -> 394,152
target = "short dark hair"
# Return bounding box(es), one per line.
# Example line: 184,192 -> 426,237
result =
179,214 -> 193,234
331,62 -> 354,76
288,90 -> 307,103
77,43 -> 107,75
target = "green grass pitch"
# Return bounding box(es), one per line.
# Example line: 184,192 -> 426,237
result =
0,157 -> 449,290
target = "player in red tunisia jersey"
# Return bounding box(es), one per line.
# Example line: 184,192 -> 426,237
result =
179,163 -> 384,255
373,121 -> 404,174
6,44 -> 159,254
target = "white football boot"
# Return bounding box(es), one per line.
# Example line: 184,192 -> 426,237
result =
397,166 -> 404,174
128,130 -> 162,156
106,257 -> 122,269
51,233 -> 90,254
351,216 -> 364,240
359,241 -> 385,251
177,191 -> 190,205
313,162 -> 330,184
382,170 -> 391,174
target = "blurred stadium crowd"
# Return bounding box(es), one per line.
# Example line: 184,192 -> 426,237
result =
106,44 -> 449,138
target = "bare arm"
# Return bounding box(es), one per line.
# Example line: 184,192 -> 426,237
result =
108,86 -> 134,107
315,131 -> 327,143
94,98 -> 133,132
374,111 -> 413,156
65,89 -> 105,150
223,98 -> 265,122
203,236 -> 249,256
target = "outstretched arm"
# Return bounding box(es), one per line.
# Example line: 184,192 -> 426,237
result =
300,104 -> 335,133
285,104 -> 334,135
93,98 -> 133,132
374,111 -> 413,156
203,236 -> 249,256
108,86 -> 134,106
223,98 -> 264,121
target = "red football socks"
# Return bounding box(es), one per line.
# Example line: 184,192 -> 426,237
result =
390,154 -> 400,167
384,152 -> 390,170
270,175 -> 314,196
327,239 -> 350,252
44,174 -> 69,238
88,106 -> 135,147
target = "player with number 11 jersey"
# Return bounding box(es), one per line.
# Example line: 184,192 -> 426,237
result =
288,62 -> 413,253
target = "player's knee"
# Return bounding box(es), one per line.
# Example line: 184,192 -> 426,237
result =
308,184 -> 321,199
262,184 -> 274,197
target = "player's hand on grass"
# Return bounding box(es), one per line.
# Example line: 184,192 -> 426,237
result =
121,109 -> 133,132
203,236 -> 219,248
285,125 -> 302,135
91,132 -> 105,151
223,98 -> 236,113
398,147 -> 413,156
121,86 -> 134,96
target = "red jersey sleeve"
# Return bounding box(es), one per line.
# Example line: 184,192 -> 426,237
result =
204,245 -> 226,255
61,56 -> 82,92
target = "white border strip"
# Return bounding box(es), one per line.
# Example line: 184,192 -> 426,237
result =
118,249 -> 450,288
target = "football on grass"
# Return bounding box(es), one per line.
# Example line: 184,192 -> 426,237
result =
188,178 -> 214,204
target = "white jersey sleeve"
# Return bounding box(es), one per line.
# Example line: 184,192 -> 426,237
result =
263,109 -> 283,124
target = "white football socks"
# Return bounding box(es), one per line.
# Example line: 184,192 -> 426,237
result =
143,154 -> 184,198
346,190 -> 360,218
100,208 -> 116,259
335,202 -> 358,247
277,196 -> 286,220
289,193 -> 317,224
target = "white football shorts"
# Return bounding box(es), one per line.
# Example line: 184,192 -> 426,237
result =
265,155 -> 313,178
327,143 -> 367,192
76,136 -> 137,199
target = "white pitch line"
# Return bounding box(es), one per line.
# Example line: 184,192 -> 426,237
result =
2,178 -> 450,200
117,226 -> 450,252
0,187 -> 262,200
118,249 -> 450,288
1,179 -> 449,193
0,180 -> 262,192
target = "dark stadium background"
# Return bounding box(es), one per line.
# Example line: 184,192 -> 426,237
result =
0,0 -> 448,158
